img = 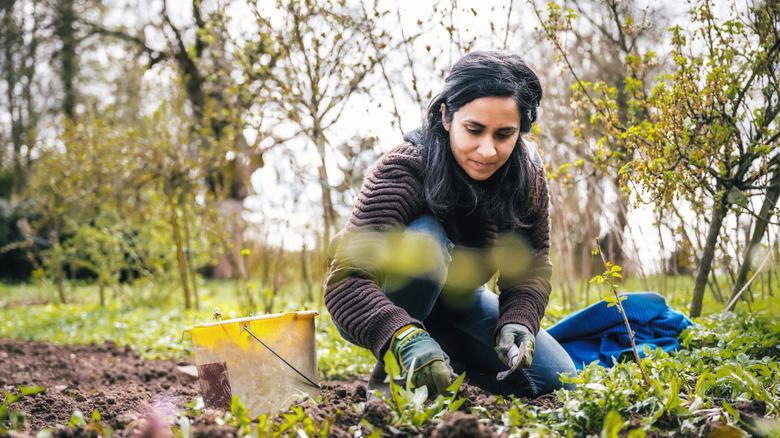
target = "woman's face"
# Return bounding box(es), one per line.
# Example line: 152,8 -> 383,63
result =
442,96 -> 521,181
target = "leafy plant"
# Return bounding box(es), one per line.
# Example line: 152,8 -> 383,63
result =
590,240 -> 651,387
200,394 -> 331,437
379,350 -> 467,429
0,385 -> 45,434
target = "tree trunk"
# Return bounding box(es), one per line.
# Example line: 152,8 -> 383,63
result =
162,4 -> 254,279
50,229 -> 67,304
581,204 -> 594,306
1,2 -> 39,195
318,159 -> 335,251
168,191 -> 191,310
182,192 -> 200,310
301,243 -> 314,303
266,240 -> 285,314
725,170 -> 780,311
690,199 -> 729,318
553,189 -> 576,310
56,271 -> 65,304
54,0 -> 78,121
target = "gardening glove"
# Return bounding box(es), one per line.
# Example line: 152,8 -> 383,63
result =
495,323 -> 535,369
390,325 -> 452,396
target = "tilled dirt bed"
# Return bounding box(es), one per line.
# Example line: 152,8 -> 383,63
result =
1,338 -> 770,437
1,338 -> 555,437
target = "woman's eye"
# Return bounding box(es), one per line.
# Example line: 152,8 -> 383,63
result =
496,132 -> 513,140
466,128 -> 482,135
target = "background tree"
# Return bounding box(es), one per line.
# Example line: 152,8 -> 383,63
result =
528,0 -> 673,309
22,87 -> 218,308
250,0 -> 388,251
88,0 -> 282,280
1,0 -> 47,195
539,0 -> 780,317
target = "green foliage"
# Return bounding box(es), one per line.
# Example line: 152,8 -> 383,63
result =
2,282 -> 778,436
316,321 -> 374,379
677,305 -> 780,413
46,409 -> 115,438
20,102 -> 223,307
0,385 -> 45,434
488,301 -> 780,437
601,409 -> 624,438
590,245 -> 651,386
189,395 -> 331,437
0,303 -> 195,360
379,350 -> 467,429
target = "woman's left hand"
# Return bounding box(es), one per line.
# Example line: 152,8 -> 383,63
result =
495,324 -> 535,369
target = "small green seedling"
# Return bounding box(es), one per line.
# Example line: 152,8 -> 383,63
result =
590,239 -> 651,387
0,385 -> 45,434
380,350 -> 467,427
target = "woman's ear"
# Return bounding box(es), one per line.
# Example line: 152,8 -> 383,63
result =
440,103 -> 450,131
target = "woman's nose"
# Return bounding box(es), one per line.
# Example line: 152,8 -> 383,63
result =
477,138 -> 497,158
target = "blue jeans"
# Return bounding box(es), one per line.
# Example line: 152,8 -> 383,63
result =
335,215 -> 577,397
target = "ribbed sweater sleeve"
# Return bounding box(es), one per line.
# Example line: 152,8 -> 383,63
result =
324,143 -> 426,359
494,164 -> 552,338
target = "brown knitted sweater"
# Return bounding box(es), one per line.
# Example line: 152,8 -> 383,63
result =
324,141 -> 552,360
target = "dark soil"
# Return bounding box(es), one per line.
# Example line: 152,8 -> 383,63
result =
0,338 -> 200,435
0,339 -> 772,437
0,338 -> 522,437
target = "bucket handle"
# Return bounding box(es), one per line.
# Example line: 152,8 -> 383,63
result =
243,326 -> 319,389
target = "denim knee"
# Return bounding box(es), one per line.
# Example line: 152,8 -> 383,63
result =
380,215 -> 453,322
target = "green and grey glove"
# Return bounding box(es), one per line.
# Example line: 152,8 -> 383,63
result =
390,325 -> 453,396
495,323 -> 535,369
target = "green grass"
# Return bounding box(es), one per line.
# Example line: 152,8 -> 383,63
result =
0,278 -> 372,378
0,273 -> 773,371
0,303 -> 196,360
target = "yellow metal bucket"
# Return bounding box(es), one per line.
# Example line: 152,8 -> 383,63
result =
185,311 -> 318,416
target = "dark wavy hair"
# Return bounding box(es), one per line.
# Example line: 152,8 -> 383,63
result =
422,51 -> 544,228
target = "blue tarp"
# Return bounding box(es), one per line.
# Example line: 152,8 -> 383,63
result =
547,292 -> 693,370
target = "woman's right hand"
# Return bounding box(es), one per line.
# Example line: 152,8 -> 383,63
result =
390,325 -> 453,396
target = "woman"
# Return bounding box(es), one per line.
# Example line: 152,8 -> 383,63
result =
324,51 -> 576,398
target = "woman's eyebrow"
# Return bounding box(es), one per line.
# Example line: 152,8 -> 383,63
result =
462,119 -> 486,128
462,119 -> 519,131
463,119 -> 519,132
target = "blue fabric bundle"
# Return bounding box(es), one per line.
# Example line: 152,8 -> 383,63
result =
547,292 -> 693,370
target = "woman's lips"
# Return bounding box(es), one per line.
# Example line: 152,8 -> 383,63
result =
470,159 -> 494,169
